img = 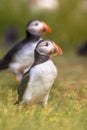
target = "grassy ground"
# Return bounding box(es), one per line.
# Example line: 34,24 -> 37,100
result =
0,0 -> 87,130
0,49 -> 87,130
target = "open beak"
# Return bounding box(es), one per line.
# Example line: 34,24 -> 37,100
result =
40,22 -> 51,33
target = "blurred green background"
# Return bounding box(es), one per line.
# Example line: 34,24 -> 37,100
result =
0,0 -> 87,130
0,0 -> 87,51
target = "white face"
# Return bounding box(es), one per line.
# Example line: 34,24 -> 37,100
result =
27,20 -> 51,36
36,40 -> 58,56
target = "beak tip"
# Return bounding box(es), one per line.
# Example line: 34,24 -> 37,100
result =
57,45 -> 63,55
47,27 -> 51,33
58,51 -> 63,55
42,22 -> 51,33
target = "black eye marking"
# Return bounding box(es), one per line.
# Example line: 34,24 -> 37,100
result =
45,42 -> 49,46
35,23 -> 38,26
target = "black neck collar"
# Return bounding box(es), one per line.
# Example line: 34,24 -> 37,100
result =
33,50 -> 50,66
24,51 -> 50,77
26,31 -> 40,41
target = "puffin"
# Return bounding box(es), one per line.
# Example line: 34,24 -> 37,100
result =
15,39 -> 63,106
0,20 -> 51,82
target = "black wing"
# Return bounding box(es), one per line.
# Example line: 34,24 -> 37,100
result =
3,38 -> 29,64
0,39 -> 27,70
14,72 -> 30,105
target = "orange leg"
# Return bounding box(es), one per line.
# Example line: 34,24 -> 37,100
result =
14,74 -> 20,83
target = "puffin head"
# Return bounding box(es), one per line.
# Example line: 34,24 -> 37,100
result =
26,20 -> 51,36
36,39 -> 63,57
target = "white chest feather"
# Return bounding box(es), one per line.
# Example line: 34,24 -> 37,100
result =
9,42 -> 37,71
23,60 -> 57,104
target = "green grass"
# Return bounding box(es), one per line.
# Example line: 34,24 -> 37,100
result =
0,0 -> 87,129
0,50 -> 87,130
0,0 -> 87,48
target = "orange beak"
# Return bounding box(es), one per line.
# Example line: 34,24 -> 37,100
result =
40,22 -> 51,33
49,44 -> 63,59
56,45 -> 63,55
52,42 -> 63,56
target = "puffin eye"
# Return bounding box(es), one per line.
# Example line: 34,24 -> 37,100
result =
35,23 -> 38,26
45,42 -> 49,46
